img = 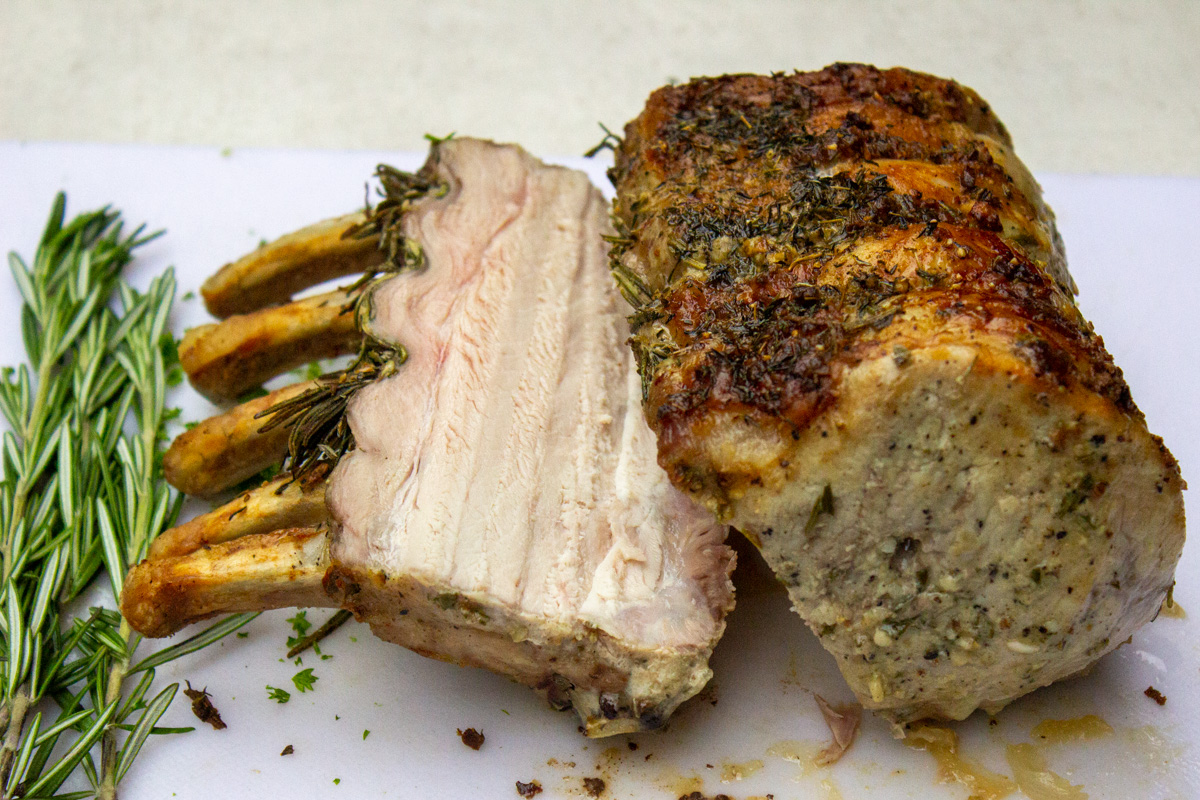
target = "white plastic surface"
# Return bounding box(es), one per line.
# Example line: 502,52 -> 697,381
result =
0,142 -> 1196,799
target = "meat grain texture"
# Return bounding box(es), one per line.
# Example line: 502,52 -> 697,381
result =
609,64 -> 1186,725
328,140 -> 734,734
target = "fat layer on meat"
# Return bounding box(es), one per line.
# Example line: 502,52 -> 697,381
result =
326,139 -> 733,735
609,64 -> 1186,726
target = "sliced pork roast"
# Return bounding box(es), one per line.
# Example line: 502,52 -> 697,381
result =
122,139 -> 734,736
609,64 -> 1186,726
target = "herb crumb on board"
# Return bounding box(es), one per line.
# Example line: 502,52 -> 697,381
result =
515,779 -> 543,797
280,745 -> 294,756
183,682 -> 227,730
1145,686 -> 1167,705
458,727 -> 485,750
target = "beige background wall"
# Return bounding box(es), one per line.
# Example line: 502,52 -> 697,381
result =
2,0 -> 1198,175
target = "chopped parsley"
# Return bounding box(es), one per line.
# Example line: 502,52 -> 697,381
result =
286,610 -> 312,648
267,686 -> 291,703
292,668 -> 318,693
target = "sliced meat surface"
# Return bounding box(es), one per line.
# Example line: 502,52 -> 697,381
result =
326,139 -> 733,734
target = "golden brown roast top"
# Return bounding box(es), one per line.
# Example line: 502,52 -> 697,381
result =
608,64 -> 1145,491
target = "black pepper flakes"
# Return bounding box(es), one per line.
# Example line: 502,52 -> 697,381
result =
457,727 -> 485,750
582,777 -> 606,797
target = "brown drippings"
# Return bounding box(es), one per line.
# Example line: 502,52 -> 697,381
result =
1159,599 -> 1186,618
905,724 -> 1016,799
765,738 -> 823,775
1005,743 -> 1087,800
819,779 -> 845,800
457,727 -> 485,750
654,767 -> 704,798
1031,714 -> 1114,743
719,759 -> 764,783
582,776 -> 606,797
515,779 -> 543,797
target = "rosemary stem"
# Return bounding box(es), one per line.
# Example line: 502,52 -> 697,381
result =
0,687 -> 29,795
97,618 -> 133,800
286,609 -> 352,659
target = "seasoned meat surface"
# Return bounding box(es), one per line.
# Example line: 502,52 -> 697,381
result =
610,64 -> 1186,725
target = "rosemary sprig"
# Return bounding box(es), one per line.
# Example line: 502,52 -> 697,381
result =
257,163 -> 443,486
0,195 -> 255,799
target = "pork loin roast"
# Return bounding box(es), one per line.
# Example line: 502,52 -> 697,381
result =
123,139 -> 734,736
608,64 -> 1186,725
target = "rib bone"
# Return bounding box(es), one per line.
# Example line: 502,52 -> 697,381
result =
122,527 -> 333,638
123,138 -> 734,738
202,212 -> 384,318
179,289 -> 362,403
148,478 -> 329,560
163,381 -> 318,496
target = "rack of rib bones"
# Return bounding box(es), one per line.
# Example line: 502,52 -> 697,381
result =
120,137 -> 736,737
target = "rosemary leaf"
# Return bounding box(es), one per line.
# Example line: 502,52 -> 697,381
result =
113,683 -> 177,783
127,613 -> 258,675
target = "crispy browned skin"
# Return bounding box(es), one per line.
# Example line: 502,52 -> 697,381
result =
610,64 -> 1135,507
202,213 -> 385,318
179,288 -> 361,403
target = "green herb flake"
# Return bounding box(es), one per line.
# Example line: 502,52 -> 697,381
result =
363,730 -> 370,740
237,632 -> 249,639
286,610 -> 312,648
1058,474 -> 1095,516
292,668 -> 318,693
267,686 -> 291,704
804,484 -> 836,536
432,593 -> 460,611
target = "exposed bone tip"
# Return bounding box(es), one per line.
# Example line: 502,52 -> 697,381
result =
120,561 -> 192,638
122,527 -> 333,637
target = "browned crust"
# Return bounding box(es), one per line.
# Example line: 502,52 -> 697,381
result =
608,65 -> 1168,506
179,289 -> 361,403
148,477 -> 329,560
202,213 -> 385,318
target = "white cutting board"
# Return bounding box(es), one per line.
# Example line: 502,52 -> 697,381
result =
0,142 -> 1197,799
